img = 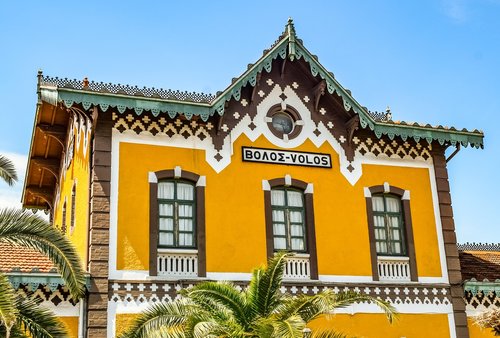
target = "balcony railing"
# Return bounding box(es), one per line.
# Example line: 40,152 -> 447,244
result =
377,256 -> 411,282
283,254 -> 311,280
157,249 -> 198,277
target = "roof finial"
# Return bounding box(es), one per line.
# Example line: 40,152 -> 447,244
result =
386,106 -> 392,120
286,17 -> 296,61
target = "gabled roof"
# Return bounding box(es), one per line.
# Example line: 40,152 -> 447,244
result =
38,19 -> 483,149
459,243 -> 500,292
0,242 -> 56,273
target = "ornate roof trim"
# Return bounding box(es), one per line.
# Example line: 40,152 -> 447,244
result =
38,19 -> 484,148
458,243 -> 500,251
6,272 -> 91,291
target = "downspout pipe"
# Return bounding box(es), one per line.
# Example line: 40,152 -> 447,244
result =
446,144 -> 461,163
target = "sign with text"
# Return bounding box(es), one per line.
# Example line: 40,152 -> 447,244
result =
242,147 -> 332,168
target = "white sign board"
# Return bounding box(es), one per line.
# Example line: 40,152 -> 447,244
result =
242,147 -> 332,168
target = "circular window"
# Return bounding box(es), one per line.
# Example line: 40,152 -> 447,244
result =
272,112 -> 294,134
266,105 -> 303,140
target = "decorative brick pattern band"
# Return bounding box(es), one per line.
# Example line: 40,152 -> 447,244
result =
431,148 -> 469,338
109,280 -> 452,308
86,111 -> 112,338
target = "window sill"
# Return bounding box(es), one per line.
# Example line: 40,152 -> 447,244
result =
158,248 -> 198,255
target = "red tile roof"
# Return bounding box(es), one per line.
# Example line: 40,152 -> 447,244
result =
459,250 -> 500,282
0,242 -> 56,273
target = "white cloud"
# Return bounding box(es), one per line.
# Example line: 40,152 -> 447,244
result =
442,0 -> 468,22
0,151 -> 28,209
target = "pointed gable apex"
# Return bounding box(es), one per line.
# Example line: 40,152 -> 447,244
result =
210,18 -> 483,149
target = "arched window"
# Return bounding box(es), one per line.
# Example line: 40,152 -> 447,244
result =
365,183 -> 417,282
271,187 -> 306,252
70,183 -> 76,234
149,168 -> 206,278
157,180 -> 196,248
371,194 -> 406,256
263,176 -> 318,280
61,201 -> 67,235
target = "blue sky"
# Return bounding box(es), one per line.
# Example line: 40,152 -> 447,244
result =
0,1 -> 498,243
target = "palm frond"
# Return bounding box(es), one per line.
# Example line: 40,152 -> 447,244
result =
0,273 -> 18,335
0,208 -> 86,299
0,155 -> 18,186
270,314 -> 305,338
119,298 -> 192,338
304,290 -> 397,323
15,296 -> 66,338
184,281 -> 250,330
248,251 -> 289,317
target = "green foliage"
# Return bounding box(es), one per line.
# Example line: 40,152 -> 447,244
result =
0,156 -> 17,187
0,208 -> 86,299
121,252 -> 397,338
0,155 -> 86,337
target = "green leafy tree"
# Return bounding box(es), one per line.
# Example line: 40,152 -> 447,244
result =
0,155 -> 86,338
121,252 -> 396,338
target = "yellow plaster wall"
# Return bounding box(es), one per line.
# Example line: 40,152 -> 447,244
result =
116,314 -> 138,336
59,316 -> 79,338
309,313 -> 450,337
468,316 -> 497,338
117,134 -> 442,277
52,127 -> 90,266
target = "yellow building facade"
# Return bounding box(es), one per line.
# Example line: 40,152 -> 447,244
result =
21,20 -> 487,337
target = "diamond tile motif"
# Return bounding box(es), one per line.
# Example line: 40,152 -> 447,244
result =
248,121 -> 257,130
214,153 -> 223,162
313,129 -> 321,137
279,92 -> 287,101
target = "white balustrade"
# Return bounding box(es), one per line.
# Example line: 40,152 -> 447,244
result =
283,254 -> 311,280
157,249 -> 198,277
377,256 -> 411,281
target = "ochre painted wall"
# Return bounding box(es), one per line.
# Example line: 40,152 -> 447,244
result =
310,313 -> 450,337
59,316 -> 79,338
116,314 -> 138,336
116,134 -> 442,277
468,316 -> 497,338
115,313 -> 450,337
52,126 -> 90,266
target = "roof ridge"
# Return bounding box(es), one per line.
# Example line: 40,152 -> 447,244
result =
458,242 -> 500,251
40,74 -> 216,104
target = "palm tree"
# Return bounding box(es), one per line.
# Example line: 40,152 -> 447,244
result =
121,252 -> 396,338
475,308 -> 500,335
0,155 -> 86,338
0,155 -> 18,187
